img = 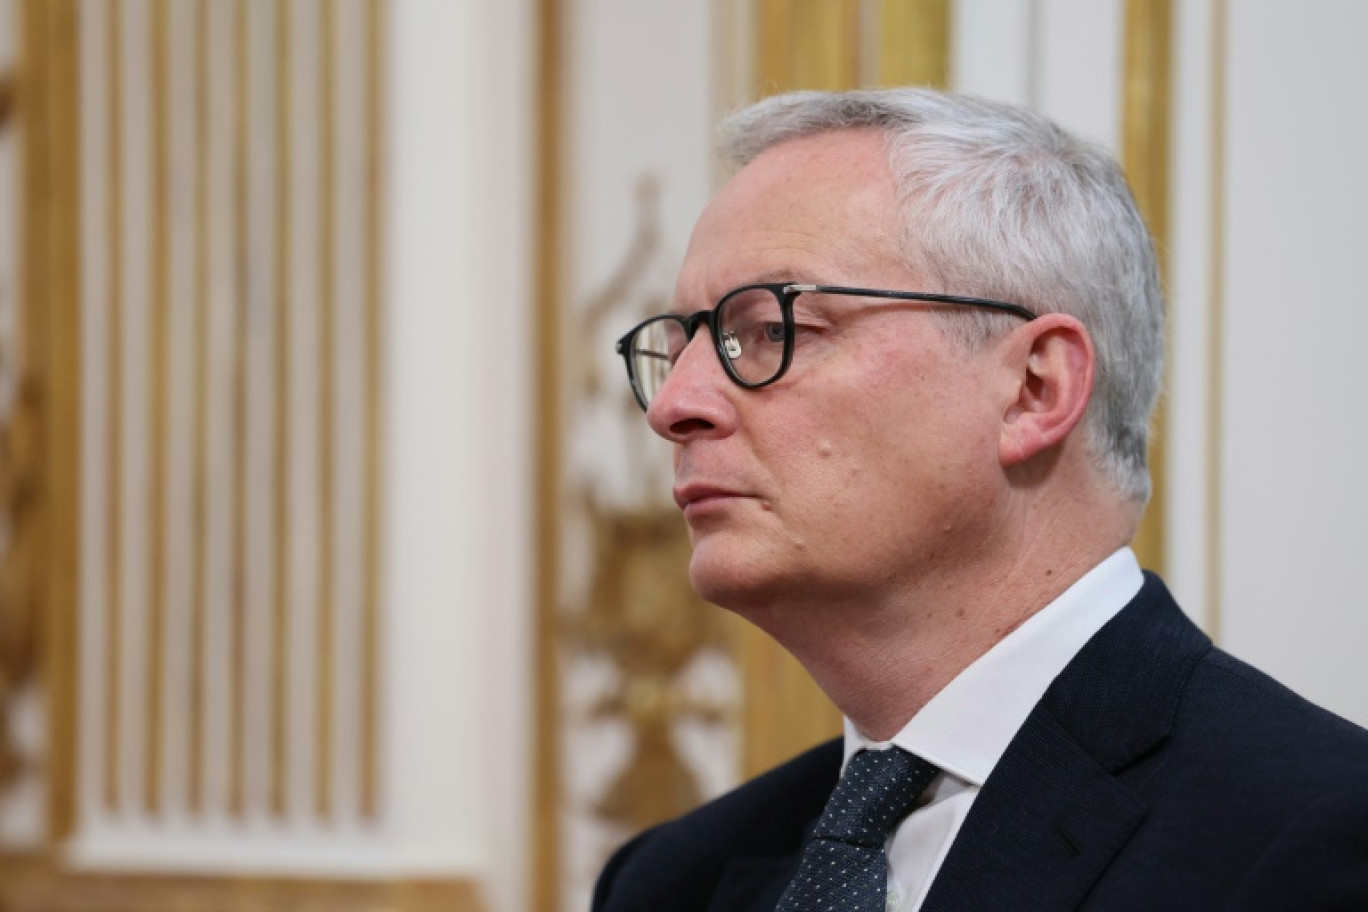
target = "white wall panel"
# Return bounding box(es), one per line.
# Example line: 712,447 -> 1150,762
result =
1218,0 -> 1368,725
1033,0 -> 1124,152
953,0 -> 1123,150
382,0 -> 479,868
1166,0 -> 1216,631
953,0 -> 1034,105
467,0 -> 535,908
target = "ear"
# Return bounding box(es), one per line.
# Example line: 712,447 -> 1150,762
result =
998,313 -> 1095,468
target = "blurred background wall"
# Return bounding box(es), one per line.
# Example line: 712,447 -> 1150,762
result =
0,1 -> 1363,911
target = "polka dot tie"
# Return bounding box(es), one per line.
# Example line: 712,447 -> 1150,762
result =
775,747 -> 940,912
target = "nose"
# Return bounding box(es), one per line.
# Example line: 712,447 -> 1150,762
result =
645,330 -> 736,443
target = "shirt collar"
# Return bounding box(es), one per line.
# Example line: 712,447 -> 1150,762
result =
843,547 -> 1144,786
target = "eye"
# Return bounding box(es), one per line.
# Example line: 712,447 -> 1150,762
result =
762,322 -> 785,343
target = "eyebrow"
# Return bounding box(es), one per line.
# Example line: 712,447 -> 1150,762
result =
741,269 -> 810,286
670,270 -> 818,314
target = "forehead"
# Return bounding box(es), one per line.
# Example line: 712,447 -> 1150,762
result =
679,129 -> 909,297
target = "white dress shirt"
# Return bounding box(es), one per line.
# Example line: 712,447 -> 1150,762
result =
841,547 -> 1145,911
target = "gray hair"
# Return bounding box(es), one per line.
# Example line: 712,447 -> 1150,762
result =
720,88 -> 1164,505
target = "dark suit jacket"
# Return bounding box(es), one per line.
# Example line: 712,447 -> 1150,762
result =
593,574 -> 1368,911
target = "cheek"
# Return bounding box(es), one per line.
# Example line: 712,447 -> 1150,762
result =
782,406 -> 904,516
757,341 -> 990,500
805,382 -> 992,507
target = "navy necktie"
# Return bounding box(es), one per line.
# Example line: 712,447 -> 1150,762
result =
775,746 -> 940,912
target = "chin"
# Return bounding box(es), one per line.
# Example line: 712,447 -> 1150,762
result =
687,544 -> 792,616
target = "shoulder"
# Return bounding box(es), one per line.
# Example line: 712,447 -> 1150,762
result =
1173,644 -> 1368,788
1036,576 -> 1368,903
592,738 -> 842,912
1123,629 -> 1368,891
1047,574 -> 1368,827
1059,572 -> 1368,785
1224,781 -> 1368,908
1163,654 -> 1368,905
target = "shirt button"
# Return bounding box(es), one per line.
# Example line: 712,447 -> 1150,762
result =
886,884 -> 905,911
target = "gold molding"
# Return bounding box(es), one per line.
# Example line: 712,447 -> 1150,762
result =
146,0 -> 169,818
755,0 -> 793,95
102,0 -> 126,816
1205,0 -> 1227,643
46,0 -> 82,832
793,0 -> 861,91
17,0 -> 82,841
1121,0 -> 1172,575
532,0 -> 564,908
757,0 -> 863,96
230,0 -> 250,820
189,0 -> 209,816
360,0 -> 384,825
877,0 -> 950,88
0,60 -> 31,802
316,0 -> 338,824
271,0 -> 293,820
0,856 -> 485,912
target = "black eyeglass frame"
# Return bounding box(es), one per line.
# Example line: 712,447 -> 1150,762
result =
615,282 -> 1038,411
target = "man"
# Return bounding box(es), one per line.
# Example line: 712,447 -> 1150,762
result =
594,88 -> 1368,911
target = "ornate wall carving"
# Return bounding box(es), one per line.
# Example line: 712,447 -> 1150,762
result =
552,170 -> 741,908
0,67 -> 39,802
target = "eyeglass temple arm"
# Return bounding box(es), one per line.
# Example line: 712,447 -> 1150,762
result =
784,284 -> 1037,321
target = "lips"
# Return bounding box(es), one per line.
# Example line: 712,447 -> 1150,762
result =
673,483 -> 748,512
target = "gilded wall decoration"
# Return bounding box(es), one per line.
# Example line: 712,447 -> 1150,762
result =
557,175 -> 739,897
0,67 -> 39,802
0,376 -> 40,797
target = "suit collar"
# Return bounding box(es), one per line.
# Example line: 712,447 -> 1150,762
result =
921,574 -> 1211,911
863,547 -> 1145,788
1040,573 -> 1210,772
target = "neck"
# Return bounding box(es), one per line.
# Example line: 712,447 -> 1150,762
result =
740,488 -> 1138,741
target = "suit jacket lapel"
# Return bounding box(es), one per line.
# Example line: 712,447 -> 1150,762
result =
701,741 -> 837,912
919,703 -> 1147,911
922,575 -> 1210,912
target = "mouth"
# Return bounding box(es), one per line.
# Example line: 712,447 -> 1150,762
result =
673,483 -> 749,513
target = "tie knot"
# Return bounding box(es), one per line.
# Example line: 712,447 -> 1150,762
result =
813,747 -> 939,847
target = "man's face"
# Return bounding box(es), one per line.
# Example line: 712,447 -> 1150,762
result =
648,130 -> 1012,620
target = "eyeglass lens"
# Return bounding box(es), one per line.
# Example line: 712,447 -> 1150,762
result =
628,317 -> 683,407
628,286 -> 786,407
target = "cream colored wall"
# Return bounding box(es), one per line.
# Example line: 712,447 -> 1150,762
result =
381,0 -> 534,905
1168,0 -> 1368,728
1199,0 -> 1368,725
448,0 -> 536,908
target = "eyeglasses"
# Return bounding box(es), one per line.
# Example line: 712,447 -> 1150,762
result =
615,282 -> 1037,411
